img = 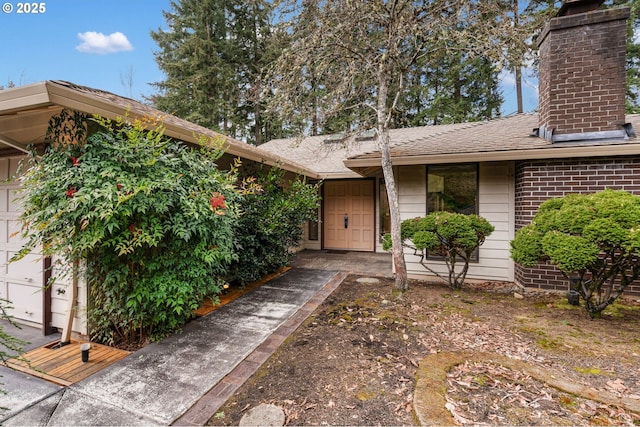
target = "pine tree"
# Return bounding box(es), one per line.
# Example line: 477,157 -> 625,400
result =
397,53 -> 503,126
150,0 -> 276,144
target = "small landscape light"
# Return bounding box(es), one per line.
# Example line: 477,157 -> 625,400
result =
81,343 -> 91,363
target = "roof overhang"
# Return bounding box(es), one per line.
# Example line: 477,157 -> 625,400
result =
0,81 -> 320,179
316,171 -> 368,180
343,142 -> 640,174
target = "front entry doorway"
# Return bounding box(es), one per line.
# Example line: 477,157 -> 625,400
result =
323,180 -> 375,251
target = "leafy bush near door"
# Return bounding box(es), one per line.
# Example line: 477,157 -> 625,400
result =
14,111 -> 243,345
14,109 -> 319,346
228,167 -> 320,285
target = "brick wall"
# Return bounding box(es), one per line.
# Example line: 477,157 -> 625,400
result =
514,156 -> 640,296
537,8 -> 629,136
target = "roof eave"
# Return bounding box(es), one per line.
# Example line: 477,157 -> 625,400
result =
316,171 -> 366,180
343,143 -> 640,170
43,81 -> 320,179
0,82 -> 53,114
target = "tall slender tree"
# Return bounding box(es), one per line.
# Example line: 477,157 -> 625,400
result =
265,0 -> 526,290
397,52 -> 503,126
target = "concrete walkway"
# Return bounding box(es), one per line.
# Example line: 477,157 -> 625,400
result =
0,267 -> 346,426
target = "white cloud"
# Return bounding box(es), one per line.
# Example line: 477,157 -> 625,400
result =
75,31 -> 133,54
499,68 -> 516,88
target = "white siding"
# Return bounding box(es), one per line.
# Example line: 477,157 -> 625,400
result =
400,162 -> 515,282
0,155 -> 87,334
476,162 -> 514,281
398,165 -> 427,220
0,156 -> 43,327
375,166 -> 427,252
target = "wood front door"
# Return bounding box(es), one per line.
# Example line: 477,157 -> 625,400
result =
323,180 -> 375,251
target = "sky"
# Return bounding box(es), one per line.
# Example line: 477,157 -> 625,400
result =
0,0 -> 539,120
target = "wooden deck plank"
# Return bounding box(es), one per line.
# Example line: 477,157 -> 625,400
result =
15,344 -> 67,365
34,348 -> 82,372
4,339 -> 130,385
5,361 -> 73,386
47,347 -> 118,377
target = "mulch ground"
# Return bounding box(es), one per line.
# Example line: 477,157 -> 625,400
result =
207,274 -> 640,426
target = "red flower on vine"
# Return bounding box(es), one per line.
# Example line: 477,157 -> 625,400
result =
210,192 -> 226,210
71,157 -> 80,167
66,187 -> 77,198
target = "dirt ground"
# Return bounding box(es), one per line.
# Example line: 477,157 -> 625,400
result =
207,275 -> 640,426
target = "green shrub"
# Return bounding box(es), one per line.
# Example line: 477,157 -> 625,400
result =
228,167 -> 320,285
0,299 -> 25,363
384,212 -> 494,289
14,110 -> 241,344
0,298 -> 25,401
511,189 -> 640,317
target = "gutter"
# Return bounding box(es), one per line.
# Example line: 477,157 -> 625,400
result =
0,82 -> 51,114
343,143 -> 640,169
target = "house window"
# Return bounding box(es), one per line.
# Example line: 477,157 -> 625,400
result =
379,180 -> 390,241
426,163 -> 479,259
427,164 -> 478,215
308,183 -> 320,241
308,219 -> 319,241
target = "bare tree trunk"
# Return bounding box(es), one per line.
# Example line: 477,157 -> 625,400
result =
379,134 -> 408,291
513,1 -> 523,115
515,66 -> 523,114
377,74 -> 408,291
254,77 -> 262,145
60,259 -> 79,345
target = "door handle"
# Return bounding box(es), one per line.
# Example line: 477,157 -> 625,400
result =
344,213 -> 349,229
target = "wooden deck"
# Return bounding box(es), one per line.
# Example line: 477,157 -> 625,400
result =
5,339 -> 130,386
5,268 -> 289,386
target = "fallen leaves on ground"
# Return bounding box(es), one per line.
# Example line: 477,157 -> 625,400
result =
207,275 -> 640,426
447,361 -> 640,426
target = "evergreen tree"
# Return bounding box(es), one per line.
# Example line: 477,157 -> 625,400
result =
397,53 -> 503,126
150,0 -> 276,144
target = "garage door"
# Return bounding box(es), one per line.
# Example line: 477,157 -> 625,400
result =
0,156 -> 44,326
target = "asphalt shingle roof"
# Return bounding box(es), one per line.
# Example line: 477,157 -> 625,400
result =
260,113 -> 640,177
50,81 -> 318,177
260,133 -> 380,177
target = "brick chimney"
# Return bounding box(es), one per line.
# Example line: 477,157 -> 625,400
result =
537,0 -> 631,142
